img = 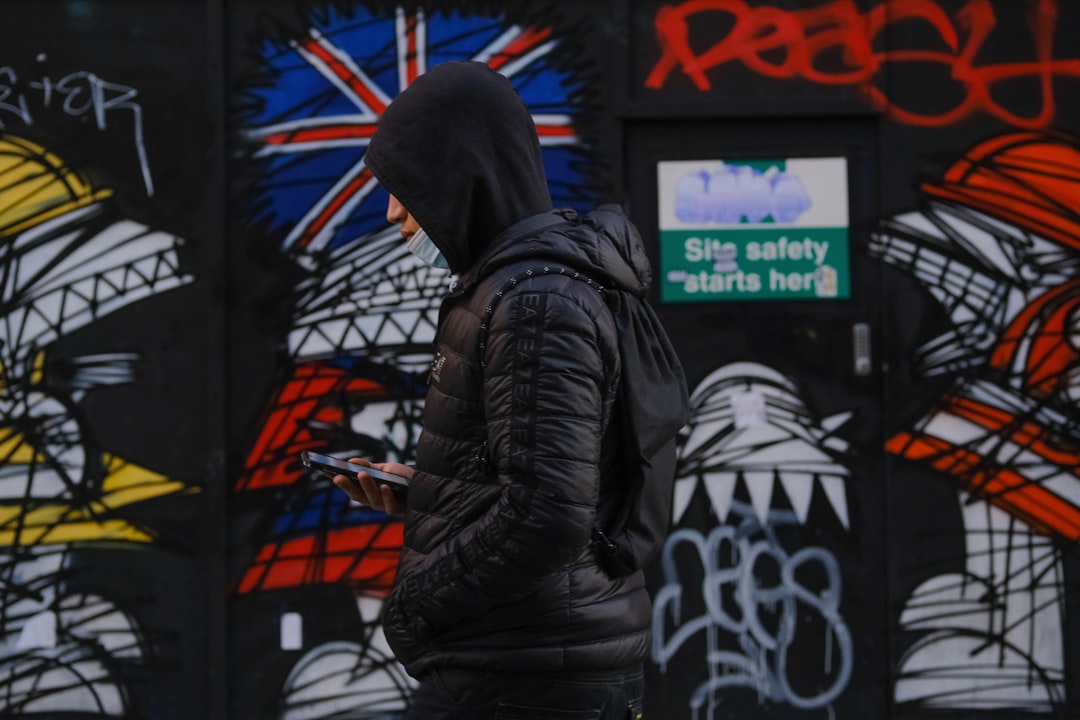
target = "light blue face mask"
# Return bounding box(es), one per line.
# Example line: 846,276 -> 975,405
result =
406,229 -> 449,270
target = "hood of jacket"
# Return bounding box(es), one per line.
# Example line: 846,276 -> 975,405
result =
365,61 -> 553,274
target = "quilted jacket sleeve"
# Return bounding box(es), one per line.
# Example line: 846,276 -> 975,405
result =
383,279 -> 617,645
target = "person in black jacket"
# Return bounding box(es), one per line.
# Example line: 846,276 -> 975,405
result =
333,60 -> 684,719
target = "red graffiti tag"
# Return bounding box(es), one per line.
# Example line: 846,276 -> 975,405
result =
646,0 -> 1080,128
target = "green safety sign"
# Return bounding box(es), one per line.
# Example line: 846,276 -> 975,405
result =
657,157 -> 851,303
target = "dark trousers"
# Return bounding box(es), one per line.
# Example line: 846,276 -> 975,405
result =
403,665 -> 645,720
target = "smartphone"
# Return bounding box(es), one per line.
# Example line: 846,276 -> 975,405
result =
300,450 -> 409,495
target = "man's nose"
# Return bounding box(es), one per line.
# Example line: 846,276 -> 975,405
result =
386,194 -> 406,224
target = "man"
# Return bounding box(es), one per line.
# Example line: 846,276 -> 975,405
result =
333,61 -> 685,719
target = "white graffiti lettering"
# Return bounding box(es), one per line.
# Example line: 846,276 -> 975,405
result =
653,502 -> 852,715
0,65 -> 154,196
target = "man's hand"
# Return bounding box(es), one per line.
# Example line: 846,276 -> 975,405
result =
333,458 -> 412,515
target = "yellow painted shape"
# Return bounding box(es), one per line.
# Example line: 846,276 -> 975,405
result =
0,517 -> 154,545
30,350 -> 45,387
0,135 -> 112,237
100,453 -> 197,505
0,453 -> 198,547
0,428 -> 43,464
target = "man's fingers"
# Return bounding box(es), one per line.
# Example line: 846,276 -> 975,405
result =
356,471 -> 384,504
332,473 -> 365,503
330,462 -> 404,514
333,471 -> 385,510
380,483 -> 405,515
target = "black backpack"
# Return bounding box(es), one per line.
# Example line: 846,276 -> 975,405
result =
477,264 -> 690,577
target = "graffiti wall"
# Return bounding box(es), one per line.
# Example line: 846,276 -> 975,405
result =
0,1 -> 222,718
628,0 -> 1080,718
0,0 -> 1077,717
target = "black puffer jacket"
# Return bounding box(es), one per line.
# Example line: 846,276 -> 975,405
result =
365,62 -> 655,677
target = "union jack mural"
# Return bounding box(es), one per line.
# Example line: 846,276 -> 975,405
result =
240,4 -> 587,255
232,3 -> 596,716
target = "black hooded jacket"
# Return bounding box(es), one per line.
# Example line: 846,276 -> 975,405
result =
365,62 -> 660,677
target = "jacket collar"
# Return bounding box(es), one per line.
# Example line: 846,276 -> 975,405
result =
455,210 -> 574,290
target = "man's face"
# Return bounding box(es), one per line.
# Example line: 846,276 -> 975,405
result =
387,194 -> 421,242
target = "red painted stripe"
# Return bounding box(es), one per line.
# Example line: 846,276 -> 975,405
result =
887,431 -> 1080,540
303,37 -> 387,114
404,15 -> 420,85
298,168 -> 374,248
943,395 -> 1080,469
487,27 -> 551,71
533,124 -> 575,137
263,124 -> 377,146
